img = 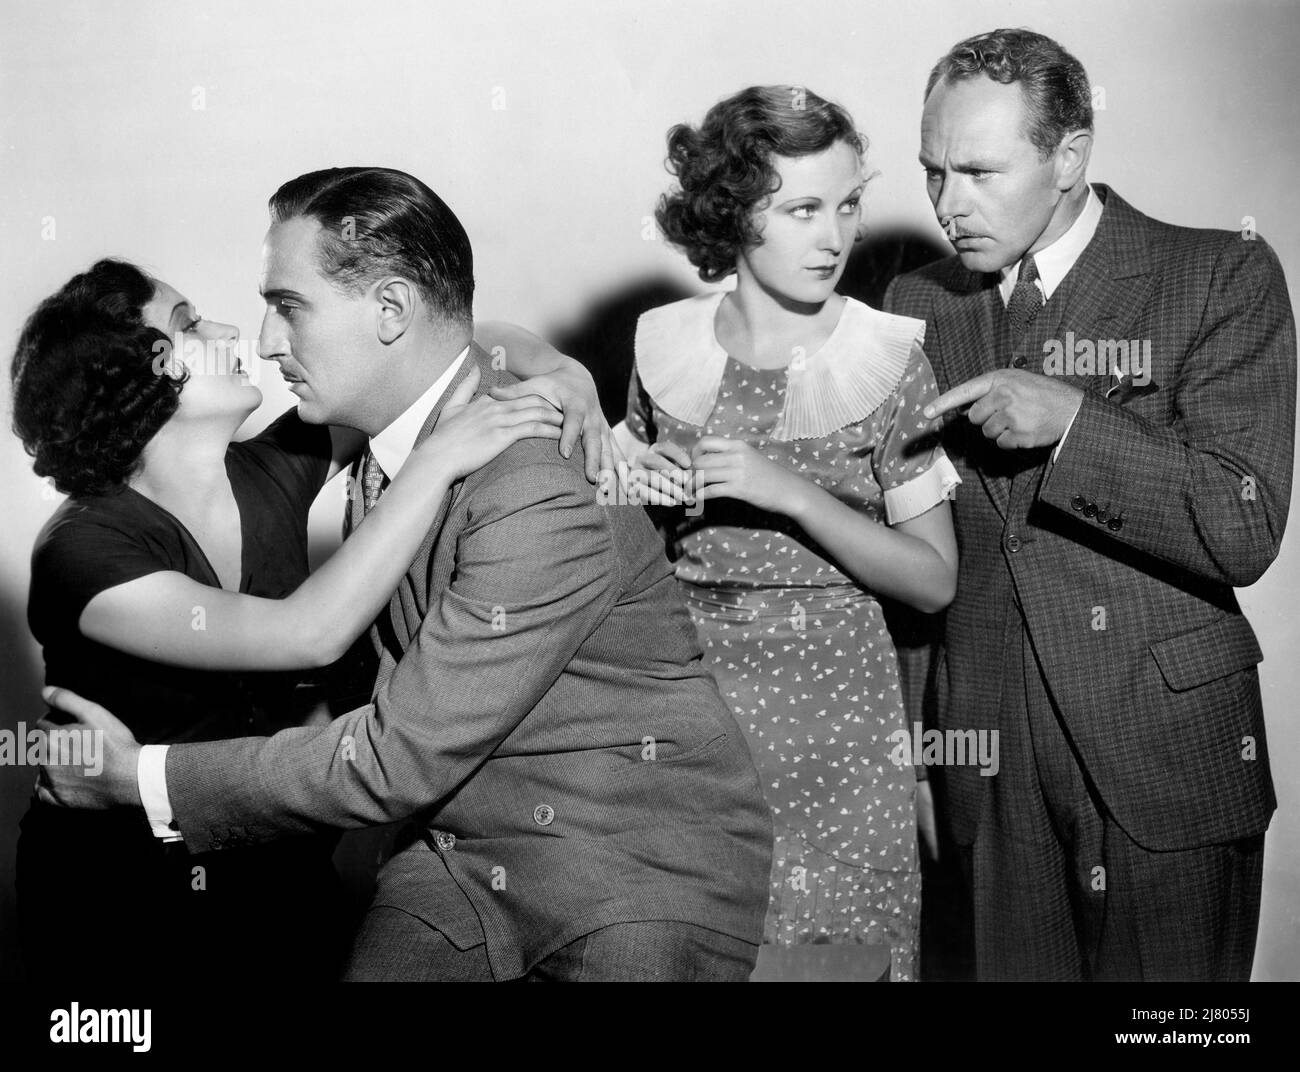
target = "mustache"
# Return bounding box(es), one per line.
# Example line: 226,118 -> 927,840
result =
940,217 -> 983,241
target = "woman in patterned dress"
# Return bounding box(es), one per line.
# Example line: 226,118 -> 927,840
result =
612,86 -> 960,980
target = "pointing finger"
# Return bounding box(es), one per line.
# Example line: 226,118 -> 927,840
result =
923,373 -> 995,420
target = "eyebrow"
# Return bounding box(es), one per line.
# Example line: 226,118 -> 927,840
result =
773,183 -> 865,209
919,154 -> 1004,172
168,301 -> 192,328
260,287 -> 307,302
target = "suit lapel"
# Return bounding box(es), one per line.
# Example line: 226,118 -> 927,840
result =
1005,185 -> 1157,514
933,265 -> 1014,520
381,343 -> 493,654
1045,185 -> 1156,398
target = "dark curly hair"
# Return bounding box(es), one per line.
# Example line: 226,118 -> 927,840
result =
10,259 -> 187,498
656,85 -> 865,283
925,29 -> 1093,159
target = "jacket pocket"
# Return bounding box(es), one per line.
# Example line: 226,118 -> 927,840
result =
1149,614 -> 1263,692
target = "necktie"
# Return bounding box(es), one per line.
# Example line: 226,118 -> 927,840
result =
342,450 -> 389,540
361,450 -> 388,515
1006,253 -> 1044,341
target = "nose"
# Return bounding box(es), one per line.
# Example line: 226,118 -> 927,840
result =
820,214 -> 844,257
199,318 -> 239,345
257,309 -> 286,365
932,173 -> 964,225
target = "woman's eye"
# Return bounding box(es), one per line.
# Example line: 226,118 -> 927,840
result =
790,205 -> 816,219
183,316 -> 202,332
839,198 -> 861,214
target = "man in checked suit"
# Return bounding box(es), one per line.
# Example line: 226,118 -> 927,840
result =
884,29 -> 1295,980
38,166 -> 773,981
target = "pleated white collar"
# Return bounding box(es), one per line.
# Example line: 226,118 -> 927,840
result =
634,291 -> 926,440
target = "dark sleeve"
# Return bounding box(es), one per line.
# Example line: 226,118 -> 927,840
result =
232,406 -> 334,513
1038,234 -> 1296,586
28,511 -> 170,641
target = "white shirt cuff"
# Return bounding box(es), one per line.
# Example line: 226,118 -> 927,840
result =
1052,398 -> 1085,462
883,454 -> 962,525
138,744 -> 181,842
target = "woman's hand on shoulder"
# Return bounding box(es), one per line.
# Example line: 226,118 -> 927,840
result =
414,363 -> 562,483
489,361 -> 611,482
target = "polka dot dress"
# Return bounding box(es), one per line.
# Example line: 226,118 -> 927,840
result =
629,344 -> 950,982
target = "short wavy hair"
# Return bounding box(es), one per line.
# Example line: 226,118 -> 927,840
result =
926,28 -> 1094,158
10,259 -> 185,498
656,86 -> 865,283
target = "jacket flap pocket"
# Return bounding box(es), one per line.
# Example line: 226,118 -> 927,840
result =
1149,614 -> 1263,692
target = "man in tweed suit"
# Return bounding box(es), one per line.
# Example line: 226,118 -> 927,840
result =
38,167 -> 773,981
884,29 -> 1295,980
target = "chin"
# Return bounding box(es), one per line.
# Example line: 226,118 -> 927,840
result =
293,398 -> 330,425
955,248 -> 1010,274
783,279 -> 839,306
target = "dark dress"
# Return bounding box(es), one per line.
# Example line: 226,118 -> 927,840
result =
17,407 -> 351,985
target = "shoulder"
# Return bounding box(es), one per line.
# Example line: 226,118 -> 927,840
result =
633,291 -> 729,426
459,435 -> 599,521
886,256 -> 969,316
32,493 -> 148,566
1100,185 -> 1285,282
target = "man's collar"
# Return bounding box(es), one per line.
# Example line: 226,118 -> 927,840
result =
1000,184 -> 1104,302
369,346 -> 470,479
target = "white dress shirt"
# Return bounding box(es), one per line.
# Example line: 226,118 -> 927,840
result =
139,348 -> 471,840
998,185 -> 1104,459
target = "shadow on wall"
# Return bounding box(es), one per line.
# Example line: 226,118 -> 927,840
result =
0,577 -> 49,983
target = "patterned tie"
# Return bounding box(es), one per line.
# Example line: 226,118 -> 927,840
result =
342,450 -> 389,540
1006,253 -> 1044,341
361,450 -> 388,515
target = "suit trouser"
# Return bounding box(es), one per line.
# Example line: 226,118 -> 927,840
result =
344,908 -> 758,981
963,604 -> 1264,981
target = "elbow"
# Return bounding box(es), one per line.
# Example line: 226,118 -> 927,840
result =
296,617 -> 351,669
912,571 -> 957,615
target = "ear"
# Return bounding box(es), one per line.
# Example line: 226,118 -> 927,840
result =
374,277 -> 419,344
1053,128 -> 1093,191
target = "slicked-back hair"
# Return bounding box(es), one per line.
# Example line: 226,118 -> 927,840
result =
925,28 -> 1094,158
268,167 -> 474,327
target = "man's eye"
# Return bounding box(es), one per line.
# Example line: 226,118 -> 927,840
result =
924,168 -> 941,181
839,198 -> 861,214
183,316 -> 202,332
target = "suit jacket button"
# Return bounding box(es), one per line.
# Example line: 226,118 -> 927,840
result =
1083,502 -> 1098,517
533,804 -> 555,827
1005,534 -> 1021,553
1070,495 -> 1086,512
434,831 -> 456,851
1107,516 -> 1123,531
1012,355 -> 1027,368
1096,507 -> 1112,524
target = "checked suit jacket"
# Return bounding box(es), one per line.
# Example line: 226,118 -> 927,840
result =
884,184 -> 1295,850
163,343 -> 773,979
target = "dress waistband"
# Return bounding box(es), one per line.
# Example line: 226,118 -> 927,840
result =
677,580 -> 875,616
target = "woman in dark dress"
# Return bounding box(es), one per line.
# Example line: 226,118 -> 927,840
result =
10,258 -> 603,985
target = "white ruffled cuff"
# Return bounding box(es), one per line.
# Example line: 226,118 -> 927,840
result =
884,453 -> 962,525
